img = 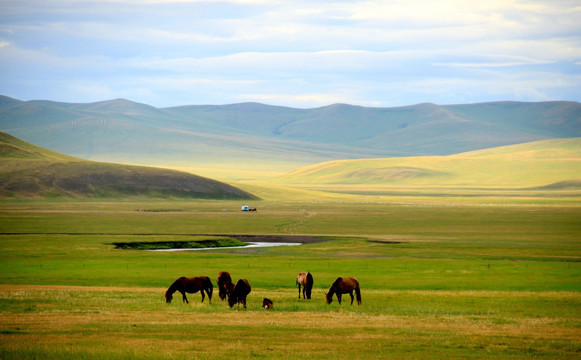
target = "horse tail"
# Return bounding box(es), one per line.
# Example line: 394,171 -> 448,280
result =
355,287 -> 362,305
206,277 -> 213,299
306,272 -> 313,299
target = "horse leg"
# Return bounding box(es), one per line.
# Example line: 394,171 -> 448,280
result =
181,291 -> 189,304
243,296 -> 247,309
201,290 -> 205,303
298,284 -> 301,299
349,291 -> 354,305
207,288 -> 212,304
337,293 -> 342,304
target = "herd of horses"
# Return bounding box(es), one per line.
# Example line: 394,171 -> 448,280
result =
164,271 -> 361,309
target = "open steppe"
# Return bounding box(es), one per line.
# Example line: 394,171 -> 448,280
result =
1,196 -> 579,359
0,127 -> 580,359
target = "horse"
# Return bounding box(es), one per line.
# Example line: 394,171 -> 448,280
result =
296,272 -> 314,300
228,279 -> 251,308
262,298 -> 274,309
325,277 -> 361,305
165,276 -> 213,304
217,271 -> 233,301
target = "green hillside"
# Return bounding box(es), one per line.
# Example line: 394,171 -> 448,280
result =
0,132 -> 257,199
280,138 -> 581,189
1,96 -> 579,178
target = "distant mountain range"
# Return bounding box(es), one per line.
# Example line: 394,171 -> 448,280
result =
1,96 -> 580,172
0,131 -> 257,199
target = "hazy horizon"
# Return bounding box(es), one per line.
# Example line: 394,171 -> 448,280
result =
1,1 -> 580,109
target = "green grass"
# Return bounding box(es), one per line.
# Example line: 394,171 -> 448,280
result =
0,287 -> 579,359
0,198 -> 579,359
0,131 -> 256,199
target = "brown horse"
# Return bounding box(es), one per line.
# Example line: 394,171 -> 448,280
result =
165,276 -> 213,304
262,297 -> 274,309
228,279 -> 251,308
217,271 -> 233,301
325,277 -> 361,305
296,272 -> 314,300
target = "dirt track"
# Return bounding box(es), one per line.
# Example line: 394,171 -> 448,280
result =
227,234 -> 328,244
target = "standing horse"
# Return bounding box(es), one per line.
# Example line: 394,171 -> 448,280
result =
228,279 -> 251,308
165,276 -> 213,304
217,271 -> 233,301
325,277 -> 361,305
296,272 -> 314,300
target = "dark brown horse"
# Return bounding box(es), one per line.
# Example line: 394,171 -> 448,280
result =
217,271 -> 233,301
296,272 -> 314,300
325,277 -> 361,305
262,297 -> 274,309
228,279 -> 251,308
165,276 -> 213,304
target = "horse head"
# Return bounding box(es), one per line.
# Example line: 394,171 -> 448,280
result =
227,294 -> 236,308
325,292 -> 333,304
165,291 -> 173,303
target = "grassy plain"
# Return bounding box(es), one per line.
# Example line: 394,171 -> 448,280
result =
0,196 -> 580,359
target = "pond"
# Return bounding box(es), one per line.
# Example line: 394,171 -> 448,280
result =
148,242 -> 302,251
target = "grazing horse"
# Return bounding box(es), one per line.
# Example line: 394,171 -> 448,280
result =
296,272 -> 314,300
228,279 -> 251,308
165,276 -> 213,304
325,277 -> 361,305
217,271 -> 233,301
262,298 -> 274,309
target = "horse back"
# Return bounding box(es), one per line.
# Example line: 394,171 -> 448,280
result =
234,278 -> 251,295
297,272 -> 307,285
184,276 -> 212,292
342,277 -> 359,291
335,276 -> 359,292
217,271 -> 232,285
297,272 -> 314,286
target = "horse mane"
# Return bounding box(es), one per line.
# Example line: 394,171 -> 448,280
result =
165,276 -> 185,302
166,277 -> 185,294
326,277 -> 343,301
325,279 -> 337,301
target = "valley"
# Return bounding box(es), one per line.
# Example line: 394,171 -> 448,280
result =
0,97 -> 579,359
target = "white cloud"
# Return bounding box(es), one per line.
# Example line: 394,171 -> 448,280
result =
0,0 -> 579,107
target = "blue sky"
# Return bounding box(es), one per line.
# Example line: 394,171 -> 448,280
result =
1,0 -> 580,108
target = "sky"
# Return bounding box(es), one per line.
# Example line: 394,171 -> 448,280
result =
1,0 -> 580,108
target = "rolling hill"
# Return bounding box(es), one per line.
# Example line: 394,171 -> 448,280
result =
0,96 -> 579,178
0,132 -> 257,199
279,138 -> 581,189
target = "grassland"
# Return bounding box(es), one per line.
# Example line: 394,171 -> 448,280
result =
0,131 -> 256,199
0,198 -> 579,359
277,138 -> 581,188
0,134 -> 579,359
